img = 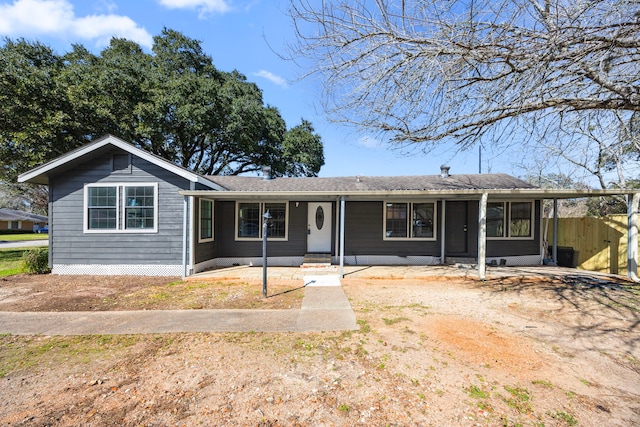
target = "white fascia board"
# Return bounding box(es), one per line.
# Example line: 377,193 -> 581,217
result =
178,188 -> 640,200
18,135 -> 225,191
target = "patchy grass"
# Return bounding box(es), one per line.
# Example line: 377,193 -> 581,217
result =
103,279 -> 305,310
502,385 -> 533,414
548,410 -> 578,426
467,384 -> 490,399
0,335 -> 140,378
382,316 -> 410,326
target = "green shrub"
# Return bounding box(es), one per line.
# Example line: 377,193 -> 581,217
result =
22,248 -> 50,274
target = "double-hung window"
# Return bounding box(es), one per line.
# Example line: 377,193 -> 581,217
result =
84,183 -> 158,233
236,201 -> 288,240
487,201 -> 533,239
199,199 -> 214,242
384,202 -> 436,240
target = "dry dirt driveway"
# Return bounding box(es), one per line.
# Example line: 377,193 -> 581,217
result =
0,271 -> 639,426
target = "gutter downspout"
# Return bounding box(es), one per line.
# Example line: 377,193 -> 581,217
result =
627,193 -> 640,282
189,183 -> 196,275
182,195 -> 188,280
340,196 -> 345,278
440,199 -> 446,264
48,184 -> 53,270
478,193 -> 488,280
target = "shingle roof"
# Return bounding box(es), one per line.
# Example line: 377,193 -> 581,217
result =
0,208 -> 48,222
205,173 -> 537,192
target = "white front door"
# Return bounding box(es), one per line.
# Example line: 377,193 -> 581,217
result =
307,202 -> 332,253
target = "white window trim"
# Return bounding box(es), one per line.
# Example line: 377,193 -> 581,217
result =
198,198 -> 215,243
234,201 -> 289,241
83,182 -> 159,234
8,220 -> 22,230
383,201 -> 437,241
486,200 -> 535,241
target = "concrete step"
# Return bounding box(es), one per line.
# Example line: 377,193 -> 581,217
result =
302,253 -> 332,267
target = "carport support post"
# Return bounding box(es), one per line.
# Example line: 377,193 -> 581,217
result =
478,193 -> 488,280
339,196 -> 345,278
262,210 -> 272,298
552,199 -> 558,264
627,193 -> 640,282
440,199 -> 446,264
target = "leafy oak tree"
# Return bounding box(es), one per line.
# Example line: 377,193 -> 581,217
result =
0,29 -> 324,186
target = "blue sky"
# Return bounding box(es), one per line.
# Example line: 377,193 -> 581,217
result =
0,0 -> 514,178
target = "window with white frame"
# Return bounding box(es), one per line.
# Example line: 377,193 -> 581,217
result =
236,201 -> 288,240
8,221 -> 21,230
384,202 -> 436,240
84,183 -> 158,233
199,199 -> 214,242
487,201 -> 533,239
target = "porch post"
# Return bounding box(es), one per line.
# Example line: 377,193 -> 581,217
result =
552,199 -> 558,264
627,193 -> 640,281
478,193 -> 488,280
440,199 -> 446,264
182,195 -> 188,280
339,196 -> 346,278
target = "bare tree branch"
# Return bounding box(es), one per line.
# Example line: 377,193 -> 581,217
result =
287,0 -> 640,148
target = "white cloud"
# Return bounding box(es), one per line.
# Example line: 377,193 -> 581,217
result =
0,0 -> 74,34
96,0 -> 119,14
253,70 -> 288,88
358,135 -> 382,149
158,0 -> 230,15
73,14 -> 153,47
0,0 -> 153,48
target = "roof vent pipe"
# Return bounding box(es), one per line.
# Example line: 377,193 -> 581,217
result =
440,165 -> 450,178
261,166 -> 272,181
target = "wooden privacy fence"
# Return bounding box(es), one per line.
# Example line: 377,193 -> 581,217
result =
545,215 -> 634,274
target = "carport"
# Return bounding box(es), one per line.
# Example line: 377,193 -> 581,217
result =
475,189 -> 640,281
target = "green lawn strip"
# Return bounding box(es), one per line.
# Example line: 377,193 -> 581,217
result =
0,233 -> 48,242
0,248 -> 29,277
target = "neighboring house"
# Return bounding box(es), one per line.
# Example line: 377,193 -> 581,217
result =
17,135 -> 640,280
0,208 -> 48,232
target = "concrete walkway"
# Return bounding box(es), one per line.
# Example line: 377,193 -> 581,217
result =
0,239 -> 48,248
0,275 -> 357,335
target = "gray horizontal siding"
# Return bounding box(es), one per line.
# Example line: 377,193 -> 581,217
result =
486,200 -> 541,257
208,200 -> 307,259
194,197 -> 218,264
345,201 -> 442,256
50,149 -> 190,266
198,199 -> 542,262
445,200 -> 541,258
346,200 -> 540,258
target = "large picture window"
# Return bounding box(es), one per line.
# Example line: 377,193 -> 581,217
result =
384,202 -> 436,240
236,201 -> 288,240
84,183 -> 158,233
487,201 -> 533,239
199,199 -> 214,242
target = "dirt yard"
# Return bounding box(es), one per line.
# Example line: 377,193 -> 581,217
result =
0,271 -> 639,426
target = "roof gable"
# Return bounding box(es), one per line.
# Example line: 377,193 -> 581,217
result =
18,135 -> 224,190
